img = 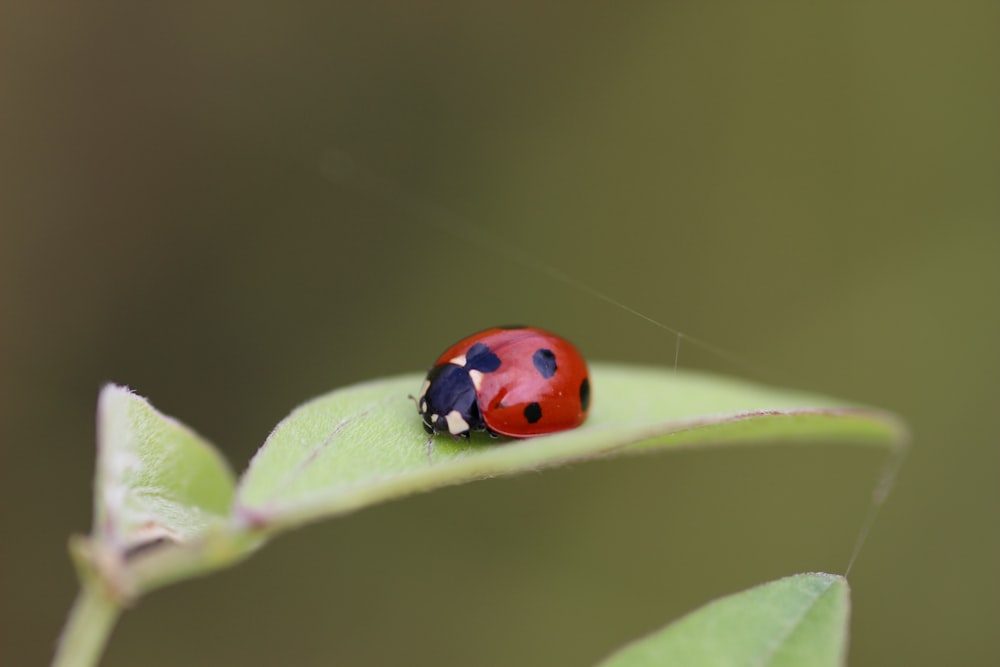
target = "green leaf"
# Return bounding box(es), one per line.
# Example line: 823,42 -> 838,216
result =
82,385 -> 247,598
596,573 -> 850,667
235,363 -> 905,534
93,385 -> 236,551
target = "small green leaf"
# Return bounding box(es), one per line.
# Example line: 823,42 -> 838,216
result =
596,573 -> 850,667
236,364 -> 904,534
93,384 -> 236,552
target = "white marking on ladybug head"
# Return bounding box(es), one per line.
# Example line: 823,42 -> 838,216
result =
468,369 -> 484,391
418,380 -> 430,399
420,399 -> 428,413
449,354 -> 468,367
445,410 -> 470,435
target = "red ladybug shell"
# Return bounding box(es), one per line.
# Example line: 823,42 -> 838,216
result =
431,326 -> 591,437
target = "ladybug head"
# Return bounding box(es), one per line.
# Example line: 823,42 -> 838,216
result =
417,364 -> 484,438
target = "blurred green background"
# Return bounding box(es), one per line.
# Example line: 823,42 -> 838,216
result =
2,2 -> 997,665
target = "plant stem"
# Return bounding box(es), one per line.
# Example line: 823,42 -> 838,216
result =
52,583 -> 122,667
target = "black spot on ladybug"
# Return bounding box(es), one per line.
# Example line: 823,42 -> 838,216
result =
532,348 -> 557,378
466,343 -> 502,373
579,377 -> 591,411
523,402 -> 542,423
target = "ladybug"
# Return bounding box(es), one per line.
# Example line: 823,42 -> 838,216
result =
416,326 -> 591,438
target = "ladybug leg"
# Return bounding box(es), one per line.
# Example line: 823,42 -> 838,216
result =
425,433 -> 436,463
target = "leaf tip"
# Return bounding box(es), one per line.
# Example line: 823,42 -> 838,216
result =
98,382 -> 135,403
